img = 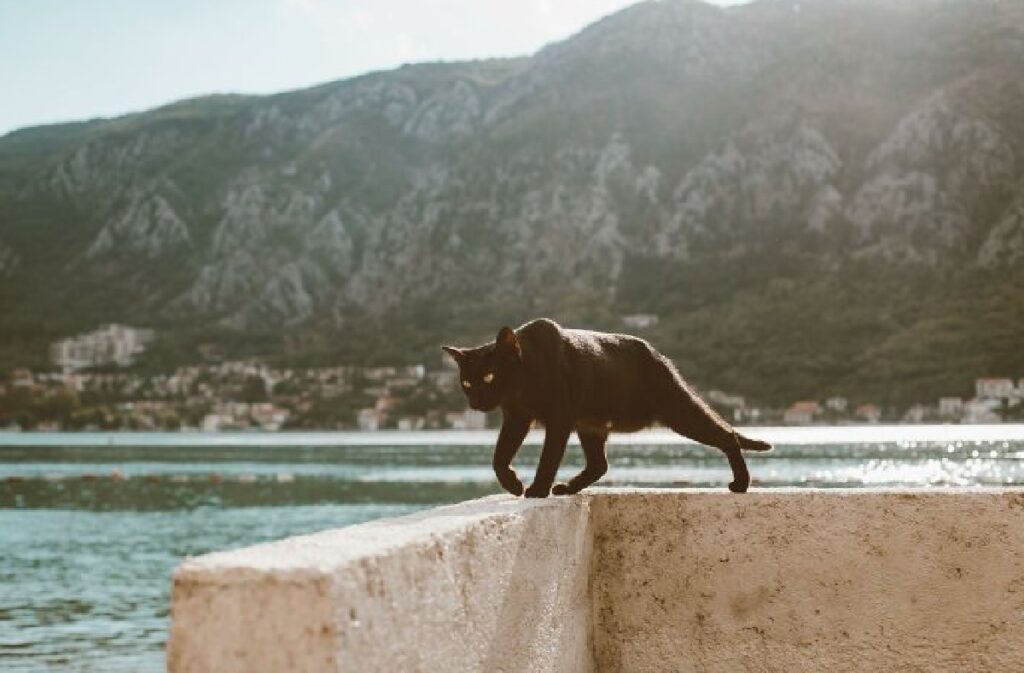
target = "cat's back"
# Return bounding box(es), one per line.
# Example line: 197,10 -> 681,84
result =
515,318 -> 564,353
561,326 -> 655,367
516,319 -> 664,377
516,319 -> 651,367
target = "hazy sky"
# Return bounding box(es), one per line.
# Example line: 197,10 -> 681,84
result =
0,0 -> 747,136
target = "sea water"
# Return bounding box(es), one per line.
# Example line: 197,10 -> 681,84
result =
2,425 -> 1023,672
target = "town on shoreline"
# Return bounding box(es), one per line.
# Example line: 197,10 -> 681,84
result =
1,324 -> 1021,432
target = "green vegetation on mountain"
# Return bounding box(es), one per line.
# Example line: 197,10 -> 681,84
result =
1,0 -> 1023,408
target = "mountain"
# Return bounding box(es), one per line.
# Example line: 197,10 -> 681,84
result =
2,0 -> 1023,408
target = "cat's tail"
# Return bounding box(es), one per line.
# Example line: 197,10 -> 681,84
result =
735,433 -> 772,452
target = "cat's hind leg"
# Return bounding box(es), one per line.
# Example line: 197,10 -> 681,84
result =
657,379 -> 752,493
667,415 -> 750,493
552,431 -> 609,495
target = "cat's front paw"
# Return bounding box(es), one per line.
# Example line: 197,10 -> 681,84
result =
495,469 -> 524,496
504,480 -> 525,497
524,483 -> 551,498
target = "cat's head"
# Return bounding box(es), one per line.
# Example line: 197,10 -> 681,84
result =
441,326 -> 524,412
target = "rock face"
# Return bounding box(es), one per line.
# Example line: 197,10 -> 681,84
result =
660,118 -> 844,258
979,191 -> 1024,267
0,240 -> 18,277
86,184 -> 191,260
846,93 -> 1017,264
1,0 -> 1023,401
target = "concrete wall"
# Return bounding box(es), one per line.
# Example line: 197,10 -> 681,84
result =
168,490 -> 1024,673
167,496 -> 594,673
591,490 -> 1024,672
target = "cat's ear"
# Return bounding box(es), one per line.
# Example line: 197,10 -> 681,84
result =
495,327 -> 522,360
441,346 -> 466,363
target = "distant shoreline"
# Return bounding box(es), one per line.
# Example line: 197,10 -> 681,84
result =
2,424 -> 1024,447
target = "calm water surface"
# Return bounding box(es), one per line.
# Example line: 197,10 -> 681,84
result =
2,425 -> 1023,672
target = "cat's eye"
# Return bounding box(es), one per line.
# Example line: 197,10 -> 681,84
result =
462,380 -> 471,389
483,372 -> 494,383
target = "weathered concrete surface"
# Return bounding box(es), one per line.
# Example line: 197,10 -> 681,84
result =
169,489 -> 1024,673
592,489 -> 1024,672
167,495 -> 593,673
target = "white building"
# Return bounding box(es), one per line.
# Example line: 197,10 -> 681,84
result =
825,397 -> 848,413
707,390 -> 745,410
51,324 -> 155,371
902,404 -> 928,423
250,403 -> 289,431
357,408 -> 382,431
963,398 -> 1001,424
938,397 -> 963,419
975,378 -> 1015,400
397,416 -> 426,431
201,413 -> 235,432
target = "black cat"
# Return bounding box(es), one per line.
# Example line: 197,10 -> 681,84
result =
442,318 -> 771,497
